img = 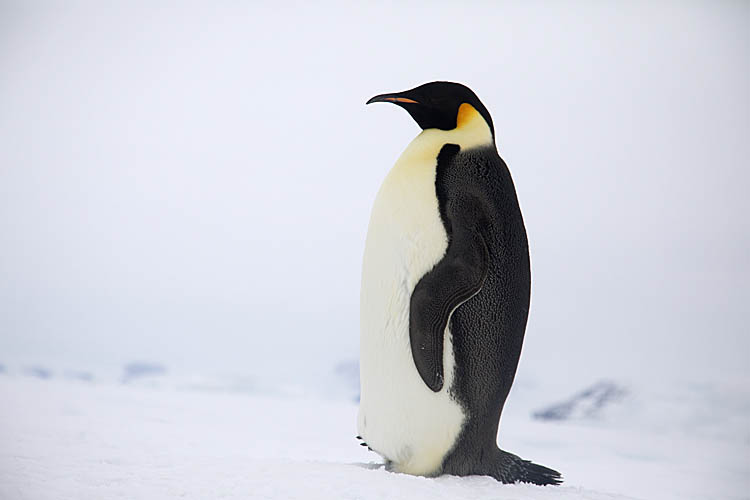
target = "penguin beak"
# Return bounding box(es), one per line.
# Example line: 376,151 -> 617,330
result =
366,93 -> 420,105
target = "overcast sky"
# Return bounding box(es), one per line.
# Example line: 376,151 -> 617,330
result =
1,1 -> 748,386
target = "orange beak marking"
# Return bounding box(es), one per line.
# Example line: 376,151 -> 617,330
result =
384,97 -> 419,104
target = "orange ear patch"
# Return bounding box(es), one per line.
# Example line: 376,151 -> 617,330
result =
456,103 -> 480,128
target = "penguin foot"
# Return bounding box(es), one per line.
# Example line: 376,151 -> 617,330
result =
356,435 -> 373,452
442,447 -> 562,485
490,449 -> 562,485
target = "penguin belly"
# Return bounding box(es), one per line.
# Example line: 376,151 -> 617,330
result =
358,135 -> 466,476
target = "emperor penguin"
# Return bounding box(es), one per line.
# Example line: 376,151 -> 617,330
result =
358,81 -> 561,485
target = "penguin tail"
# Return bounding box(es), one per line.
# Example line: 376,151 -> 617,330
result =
489,448 -> 562,486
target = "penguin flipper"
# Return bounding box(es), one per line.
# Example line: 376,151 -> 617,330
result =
409,225 -> 489,392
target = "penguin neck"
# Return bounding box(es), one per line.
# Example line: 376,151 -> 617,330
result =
398,103 -> 495,166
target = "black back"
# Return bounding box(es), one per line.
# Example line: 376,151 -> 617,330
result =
435,144 -> 531,467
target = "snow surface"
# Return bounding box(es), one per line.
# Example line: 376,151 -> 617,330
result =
1,367 -> 748,500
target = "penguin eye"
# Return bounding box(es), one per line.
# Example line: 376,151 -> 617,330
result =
427,95 -> 454,112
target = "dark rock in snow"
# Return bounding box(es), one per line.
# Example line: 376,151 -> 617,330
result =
24,366 -> 53,379
122,362 -> 167,382
533,380 -> 627,421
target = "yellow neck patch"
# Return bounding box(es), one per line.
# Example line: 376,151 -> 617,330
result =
456,103 -> 482,129
390,102 -> 494,167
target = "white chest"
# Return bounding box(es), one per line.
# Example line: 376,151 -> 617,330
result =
357,134 -> 465,476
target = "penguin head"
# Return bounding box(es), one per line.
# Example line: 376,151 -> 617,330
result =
366,81 -> 494,139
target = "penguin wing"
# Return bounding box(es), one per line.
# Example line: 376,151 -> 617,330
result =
409,221 -> 489,392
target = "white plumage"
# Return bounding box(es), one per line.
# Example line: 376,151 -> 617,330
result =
358,106 -> 493,475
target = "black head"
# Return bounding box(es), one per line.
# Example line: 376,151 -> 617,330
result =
366,81 -> 494,138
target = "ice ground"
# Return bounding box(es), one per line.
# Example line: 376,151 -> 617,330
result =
1,366 -> 748,500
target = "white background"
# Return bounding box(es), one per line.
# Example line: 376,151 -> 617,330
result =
1,1 -> 748,386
